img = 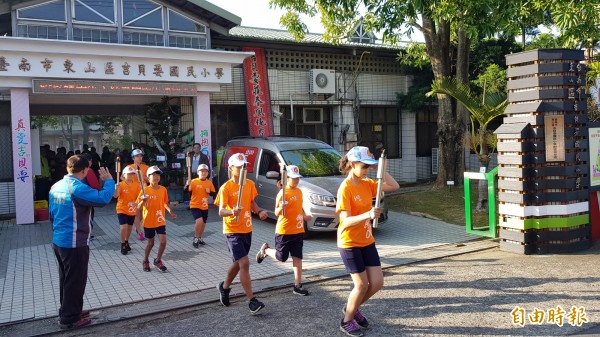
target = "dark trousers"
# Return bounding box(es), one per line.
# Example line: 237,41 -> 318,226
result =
52,244 -> 89,324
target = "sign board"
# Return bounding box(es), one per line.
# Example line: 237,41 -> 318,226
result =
590,127 -> 600,187
544,115 -> 565,162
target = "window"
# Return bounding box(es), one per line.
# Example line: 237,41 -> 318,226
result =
416,109 -> 438,157
358,107 -> 400,158
17,0 -> 66,22
73,27 -> 118,43
303,108 -> 323,123
123,0 -> 162,29
73,0 -> 115,24
168,9 -> 206,33
258,150 -> 280,176
279,106 -> 331,144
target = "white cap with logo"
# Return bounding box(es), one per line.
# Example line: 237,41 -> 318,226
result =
197,164 -> 209,172
146,165 -> 163,177
131,149 -> 143,157
285,165 -> 302,178
228,153 -> 248,167
346,146 -> 377,165
122,166 -> 136,175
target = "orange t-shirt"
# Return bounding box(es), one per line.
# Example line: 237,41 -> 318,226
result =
275,187 -> 304,235
336,178 -> 378,248
115,181 -> 141,216
128,163 -> 149,188
137,185 -> 169,228
214,179 -> 257,234
189,178 -> 215,210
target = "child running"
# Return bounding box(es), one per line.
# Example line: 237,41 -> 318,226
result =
137,166 -> 177,272
255,165 -> 311,296
114,166 -> 141,255
128,148 -> 148,241
214,153 -> 269,314
188,163 -> 216,247
336,146 -> 399,337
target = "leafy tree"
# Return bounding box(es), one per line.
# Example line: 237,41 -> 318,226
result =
471,64 -> 507,95
270,0 -> 521,187
427,77 -> 507,210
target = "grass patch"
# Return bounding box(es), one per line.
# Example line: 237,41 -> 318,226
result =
386,181 -> 490,227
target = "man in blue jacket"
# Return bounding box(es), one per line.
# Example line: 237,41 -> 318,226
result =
49,155 -> 115,329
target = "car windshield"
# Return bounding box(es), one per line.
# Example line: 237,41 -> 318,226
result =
280,148 -> 342,177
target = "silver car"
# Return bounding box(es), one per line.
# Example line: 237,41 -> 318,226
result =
217,136 -> 387,235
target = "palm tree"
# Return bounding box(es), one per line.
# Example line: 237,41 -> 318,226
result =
427,77 -> 507,211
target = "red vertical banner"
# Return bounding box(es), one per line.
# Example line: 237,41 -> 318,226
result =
242,47 -> 273,137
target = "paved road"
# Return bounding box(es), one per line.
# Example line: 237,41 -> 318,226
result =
4,242 -> 598,337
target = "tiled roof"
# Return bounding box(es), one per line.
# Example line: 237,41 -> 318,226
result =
228,26 -> 405,50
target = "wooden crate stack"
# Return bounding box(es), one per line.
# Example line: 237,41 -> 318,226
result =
495,49 -> 591,254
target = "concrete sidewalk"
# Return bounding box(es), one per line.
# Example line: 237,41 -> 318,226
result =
0,200 -> 481,328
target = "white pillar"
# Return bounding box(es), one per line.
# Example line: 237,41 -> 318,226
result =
193,92 -> 212,162
11,88 -> 35,224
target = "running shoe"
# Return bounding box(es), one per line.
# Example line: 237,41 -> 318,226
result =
343,306 -> 369,329
248,297 -> 265,314
217,281 -> 231,306
198,238 -> 206,245
339,319 -> 363,337
142,260 -> 150,272
293,284 -> 309,296
255,243 -> 269,264
125,241 -> 131,251
59,317 -> 92,330
120,244 -> 128,255
193,237 -> 199,248
153,259 -> 167,272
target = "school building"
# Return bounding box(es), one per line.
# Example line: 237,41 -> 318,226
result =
0,0 -> 438,224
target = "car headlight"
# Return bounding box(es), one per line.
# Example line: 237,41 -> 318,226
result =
309,193 -> 336,207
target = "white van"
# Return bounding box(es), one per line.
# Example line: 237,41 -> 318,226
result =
217,136 -> 388,236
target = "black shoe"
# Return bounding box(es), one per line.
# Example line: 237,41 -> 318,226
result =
59,317 -> 92,330
248,297 -> 265,314
143,260 -> 150,272
153,259 -> 167,272
339,319 -> 363,337
255,243 -> 269,264
120,245 -> 128,255
193,238 -> 199,248
293,284 -> 309,296
217,281 -> 231,306
198,238 -> 206,245
343,306 -> 369,329
125,241 -> 131,251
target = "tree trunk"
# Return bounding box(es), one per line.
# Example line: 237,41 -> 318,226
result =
454,27 -> 470,186
422,16 -> 464,188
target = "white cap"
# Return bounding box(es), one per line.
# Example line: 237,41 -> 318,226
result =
228,153 -> 248,167
346,146 -> 377,165
122,166 -> 136,175
285,165 -> 302,178
146,165 -> 162,177
131,149 -> 143,157
197,164 -> 209,172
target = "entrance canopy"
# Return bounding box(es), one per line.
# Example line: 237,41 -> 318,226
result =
0,37 -> 253,93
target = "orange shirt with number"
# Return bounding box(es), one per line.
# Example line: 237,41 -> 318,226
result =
214,179 -> 257,234
116,181 -> 141,216
137,185 -> 169,229
189,178 -> 215,210
275,187 -> 304,235
336,178 -> 377,248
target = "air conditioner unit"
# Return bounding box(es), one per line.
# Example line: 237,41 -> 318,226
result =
309,69 -> 336,94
